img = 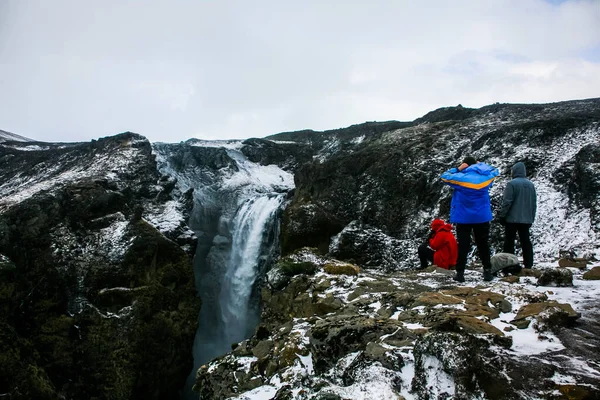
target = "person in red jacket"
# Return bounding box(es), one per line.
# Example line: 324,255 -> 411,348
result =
417,219 -> 458,270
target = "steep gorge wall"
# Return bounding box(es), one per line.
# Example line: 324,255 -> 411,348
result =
1,98 -> 598,399
0,133 -> 199,399
152,140 -> 295,396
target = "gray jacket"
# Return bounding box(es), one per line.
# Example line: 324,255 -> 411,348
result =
498,162 -> 537,224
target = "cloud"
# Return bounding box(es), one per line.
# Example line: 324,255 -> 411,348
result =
0,0 -> 599,142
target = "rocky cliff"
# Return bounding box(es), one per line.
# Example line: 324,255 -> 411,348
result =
195,250 -> 600,399
0,133 -> 200,399
193,99 -> 600,399
1,98 -> 599,400
280,99 -> 600,270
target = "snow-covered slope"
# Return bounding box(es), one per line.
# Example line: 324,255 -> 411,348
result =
281,98 -> 600,268
0,128 -> 34,143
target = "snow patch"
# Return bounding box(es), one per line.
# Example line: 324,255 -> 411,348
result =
324,364 -> 405,400
229,385 -> 278,400
145,200 -> 185,234
422,355 -> 456,398
236,357 -> 258,374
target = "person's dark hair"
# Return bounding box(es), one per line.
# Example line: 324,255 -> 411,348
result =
462,156 -> 477,166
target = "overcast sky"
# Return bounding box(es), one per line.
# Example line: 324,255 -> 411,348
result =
1,0 -> 599,143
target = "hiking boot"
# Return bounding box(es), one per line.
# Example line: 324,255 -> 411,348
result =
453,273 -> 465,283
483,269 -> 493,282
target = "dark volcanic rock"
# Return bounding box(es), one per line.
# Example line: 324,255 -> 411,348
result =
266,121 -> 412,148
537,268 -> 574,287
241,137 -> 313,171
195,248 -> 599,400
280,98 -> 600,267
308,315 -> 405,374
0,133 -> 200,399
279,127 -> 452,258
412,331 -> 558,400
555,143 -> 600,227
328,221 -> 415,272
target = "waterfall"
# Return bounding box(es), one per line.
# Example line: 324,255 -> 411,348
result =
183,192 -> 285,398
159,141 -> 295,399
220,195 -> 285,344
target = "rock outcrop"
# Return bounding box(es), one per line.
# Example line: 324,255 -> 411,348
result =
0,133 -> 200,399
194,249 -> 600,399
279,99 -> 600,268
190,98 -> 600,399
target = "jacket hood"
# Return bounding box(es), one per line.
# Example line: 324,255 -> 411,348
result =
466,162 -> 496,175
431,219 -> 452,232
512,162 -> 526,178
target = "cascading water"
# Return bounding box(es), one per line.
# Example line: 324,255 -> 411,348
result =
220,195 -> 286,345
154,140 -> 294,399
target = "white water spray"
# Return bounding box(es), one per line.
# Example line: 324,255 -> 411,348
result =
154,142 -> 294,399
220,195 -> 285,343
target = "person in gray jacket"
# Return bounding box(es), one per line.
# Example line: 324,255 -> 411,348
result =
497,162 -> 537,268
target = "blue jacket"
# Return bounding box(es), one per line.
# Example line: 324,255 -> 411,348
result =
498,162 -> 537,224
441,163 -> 499,224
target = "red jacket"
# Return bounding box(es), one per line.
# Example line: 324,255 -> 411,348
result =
429,219 -> 458,269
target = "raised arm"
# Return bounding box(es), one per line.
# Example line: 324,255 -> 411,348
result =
440,167 -> 462,188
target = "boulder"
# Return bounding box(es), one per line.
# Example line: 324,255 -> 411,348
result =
412,332 -> 515,399
328,221 -> 414,272
194,355 -> 264,399
499,300 -> 513,313
323,262 -> 360,276
502,276 -> 520,284
308,315 -> 405,373
413,292 -> 463,307
583,266 -> 600,280
347,287 -> 367,301
512,301 -> 580,332
261,275 -> 343,325
357,279 -> 397,293
558,258 -> 588,269
252,340 -> 273,359
556,384 -> 599,400
453,315 -> 506,337
490,252 -> 520,275
442,287 -> 506,309
537,268 -> 573,287
342,342 -> 404,382
267,259 -> 318,290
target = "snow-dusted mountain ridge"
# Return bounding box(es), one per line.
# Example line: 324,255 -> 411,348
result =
194,98 -> 600,399
0,129 -> 34,143
280,98 -> 600,268
1,98 -> 599,400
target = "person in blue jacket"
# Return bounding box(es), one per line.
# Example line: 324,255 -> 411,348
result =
441,156 -> 499,282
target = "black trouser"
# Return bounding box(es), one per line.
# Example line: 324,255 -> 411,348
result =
418,244 -> 434,269
503,223 -> 533,268
456,222 -> 491,274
